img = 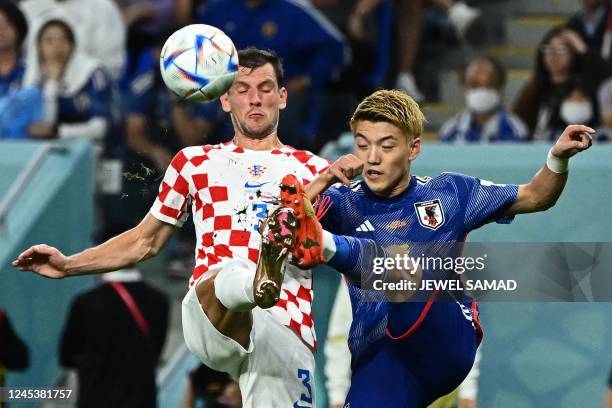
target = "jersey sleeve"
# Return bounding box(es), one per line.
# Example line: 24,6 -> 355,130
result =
149,150 -> 192,227
449,173 -> 519,231
127,49 -> 157,115
88,68 -> 112,118
289,150 -> 331,184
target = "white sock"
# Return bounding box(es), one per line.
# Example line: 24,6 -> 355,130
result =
214,262 -> 256,311
322,230 -> 337,262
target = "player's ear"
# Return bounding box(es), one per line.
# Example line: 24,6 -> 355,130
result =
220,92 -> 231,112
409,136 -> 421,161
278,86 -> 287,110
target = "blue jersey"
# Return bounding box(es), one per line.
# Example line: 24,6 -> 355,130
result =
321,173 -> 518,407
439,108 -> 528,143
58,68 -> 112,124
0,60 -> 25,97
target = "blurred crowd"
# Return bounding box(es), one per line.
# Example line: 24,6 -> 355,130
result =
1,0 -> 610,149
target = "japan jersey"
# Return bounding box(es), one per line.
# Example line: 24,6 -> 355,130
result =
150,141 -> 329,348
321,172 -> 518,406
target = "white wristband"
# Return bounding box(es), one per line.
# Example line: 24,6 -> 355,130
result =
546,149 -> 569,173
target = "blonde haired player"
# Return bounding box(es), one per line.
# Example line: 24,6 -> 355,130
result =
274,89 -> 594,407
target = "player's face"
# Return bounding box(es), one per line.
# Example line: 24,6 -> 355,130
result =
353,120 -> 420,197
220,63 -> 287,140
39,24 -> 73,68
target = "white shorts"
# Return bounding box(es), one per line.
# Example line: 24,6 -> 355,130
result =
182,269 -> 316,408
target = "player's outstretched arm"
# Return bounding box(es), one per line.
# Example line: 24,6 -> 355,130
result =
12,213 -> 177,279
504,125 -> 594,216
304,154 -> 364,202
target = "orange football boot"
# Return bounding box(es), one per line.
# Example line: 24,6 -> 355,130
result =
279,174 -> 331,269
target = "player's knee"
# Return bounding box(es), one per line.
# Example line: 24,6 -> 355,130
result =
213,264 -> 256,312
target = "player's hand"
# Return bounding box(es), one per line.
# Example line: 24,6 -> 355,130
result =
561,29 -> 587,54
42,63 -> 64,81
551,125 -> 594,159
12,244 -> 68,279
323,154 -> 364,187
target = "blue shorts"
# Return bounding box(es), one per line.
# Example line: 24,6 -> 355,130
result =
345,297 -> 481,407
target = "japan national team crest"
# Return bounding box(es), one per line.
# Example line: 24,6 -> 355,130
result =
247,164 -> 267,180
414,199 -> 445,230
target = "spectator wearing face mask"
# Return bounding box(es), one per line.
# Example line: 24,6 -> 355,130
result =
513,27 -> 611,140
555,78 -> 609,141
439,55 -> 528,143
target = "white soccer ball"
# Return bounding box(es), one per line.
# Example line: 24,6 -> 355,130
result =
160,24 -> 239,103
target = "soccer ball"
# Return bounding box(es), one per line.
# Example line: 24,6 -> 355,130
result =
160,24 -> 239,103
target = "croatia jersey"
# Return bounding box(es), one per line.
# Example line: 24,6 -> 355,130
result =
321,172 -> 518,407
150,142 -> 330,348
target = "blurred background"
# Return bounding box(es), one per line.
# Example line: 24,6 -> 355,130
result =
1,0 -> 612,407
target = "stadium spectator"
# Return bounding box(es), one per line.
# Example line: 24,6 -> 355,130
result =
196,0 -> 347,150
0,1 -> 27,97
19,0 -> 126,80
22,16 -> 113,143
393,0 -> 426,102
329,0 -> 480,103
313,0 -> 392,95
439,55 -> 528,143
307,0 -> 392,153
566,0 -> 612,61
60,268 -> 169,408
181,364 -> 242,408
0,307 -> 29,399
513,26 -> 611,140
554,77 -> 606,140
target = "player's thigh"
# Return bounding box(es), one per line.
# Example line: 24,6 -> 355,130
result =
182,273 -> 253,378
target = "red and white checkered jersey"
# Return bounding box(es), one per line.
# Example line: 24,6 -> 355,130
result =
149,141 -> 330,349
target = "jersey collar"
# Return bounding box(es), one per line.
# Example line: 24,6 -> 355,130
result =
361,175 -> 417,205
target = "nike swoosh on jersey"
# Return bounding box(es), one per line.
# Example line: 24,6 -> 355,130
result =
245,181 -> 270,188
